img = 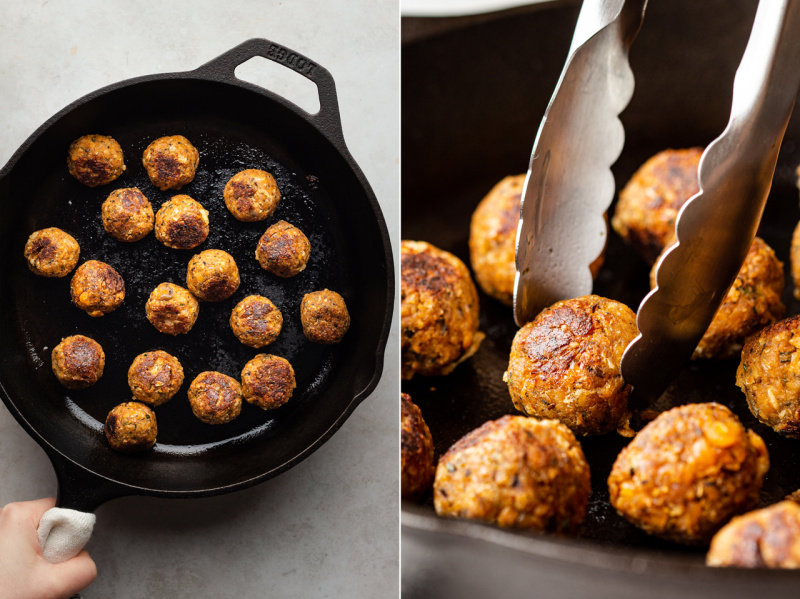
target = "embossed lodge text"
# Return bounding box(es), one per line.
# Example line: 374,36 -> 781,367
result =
267,44 -> 317,76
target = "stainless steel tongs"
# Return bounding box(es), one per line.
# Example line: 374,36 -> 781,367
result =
515,0 -> 800,407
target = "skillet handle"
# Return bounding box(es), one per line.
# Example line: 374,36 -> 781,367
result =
193,38 -> 345,144
49,451 -> 125,513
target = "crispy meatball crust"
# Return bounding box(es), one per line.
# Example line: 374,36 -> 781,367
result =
401,393 -> 435,500
707,500 -> 800,568
300,289 -> 350,344
612,147 -> 702,264
142,135 -> 199,190
255,220 -> 311,277
127,350 -> 184,406
145,282 -> 200,335
223,169 -> 281,221
401,240 -> 483,379
154,195 -> 209,250
105,402 -> 157,453
240,354 -> 296,410
186,249 -> 240,302
434,415 -> 590,532
51,335 -> 105,389
24,227 -> 80,277
188,371 -> 243,425
790,220 -> 800,300
70,260 -> 125,317
608,403 -> 769,545
230,295 -> 283,348
102,187 -> 154,242
736,315 -> 800,437
504,295 -> 638,436
67,134 -> 126,187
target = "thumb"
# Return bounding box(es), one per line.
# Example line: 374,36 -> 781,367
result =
45,550 -> 98,597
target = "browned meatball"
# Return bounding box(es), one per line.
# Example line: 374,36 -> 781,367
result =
255,220 -> 311,277
240,354 -> 296,410
229,295 -> 282,348
154,195 -> 209,250
51,335 -> 105,389
142,135 -> 199,190
612,147 -> 702,264
469,175 -> 604,305
24,227 -> 80,277
145,282 -> 199,335
608,403 -> 769,545
504,295 -> 638,436
300,289 -> 350,344
223,169 -> 281,221
105,402 -> 157,453
401,240 -> 483,379
650,237 -> 784,360
70,260 -> 125,317
434,415 -> 590,532
127,350 -> 184,406
736,315 -> 800,437
188,371 -> 242,425
67,134 -> 126,187
186,249 -> 240,302
707,500 -> 800,568
790,219 -> 800,300
101,187 -> 154,242
401,393 -> 435,500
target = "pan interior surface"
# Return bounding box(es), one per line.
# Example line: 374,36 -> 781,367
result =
0,77 -> 390,493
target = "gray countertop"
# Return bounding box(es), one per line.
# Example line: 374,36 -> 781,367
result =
0,1 -> 399,597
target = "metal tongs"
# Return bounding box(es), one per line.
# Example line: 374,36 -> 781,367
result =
514,0 -> 800,407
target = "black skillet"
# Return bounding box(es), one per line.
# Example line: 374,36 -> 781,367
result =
402,1 -> 800,596
0,38 -> 393,513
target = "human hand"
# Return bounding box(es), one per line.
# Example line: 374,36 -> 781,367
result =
0,498 -> 97,599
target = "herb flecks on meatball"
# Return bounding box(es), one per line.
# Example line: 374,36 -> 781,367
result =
241,354 -> 296,410
300,289 -> 350,344
51,335 -> 105,389
67,134 -> 126,187
255,220 -> 311,277
105,402 -> 157,453
128,350 -> 184,406
154,195 -> 209,250
24,227 -> 80,277
102,187 -> 154,242
186,249 -> 240,302
401,393 -> 435,500
142,135 -> 199,190
230,295 -> 283,348
145,282 -> 199,335
188,371 -> 243,425
70,260 -> 125,317
224,168 -> 281,222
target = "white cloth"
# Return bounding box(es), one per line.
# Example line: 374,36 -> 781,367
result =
37,507 -> 96,564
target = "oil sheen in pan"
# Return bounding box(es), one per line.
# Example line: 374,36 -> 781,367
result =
18,131 -> 344,453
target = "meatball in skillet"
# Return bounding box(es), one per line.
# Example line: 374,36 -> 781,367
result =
240,354 -> 296,410
255,220 -> 311,277
142,135 -> 199,190
434,415 -> 590,532
223,168 -> 281,222
105,402 -> 157,453
188,371 -> 242,425
101,187 -> 154,242
70,260 -> 125,317
24,227 -> 80,277
401,393 -> 435,500
67,134 -> 125,187
608,402 -> 769,545
230,295 -> 283,348
790,219 -> 800,300
186,249 -> 240,302
128,350 -> 184,406
51,335 -> 105,389
154,195 -> 209,250
145,282 -> 199,335
300,289 -> 350,344
504,295 -> 638,436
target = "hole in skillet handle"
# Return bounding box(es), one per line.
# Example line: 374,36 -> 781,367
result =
192,38 -> 345,148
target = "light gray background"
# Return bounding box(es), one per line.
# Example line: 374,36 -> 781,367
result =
0,1 -> 399,597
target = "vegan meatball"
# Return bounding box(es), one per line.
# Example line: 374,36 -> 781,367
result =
24,227 -> 80,277
612,147 -> 702,264
737,315 -> 800,437
127,350 -> 184,406
188,371 -> 242,425
707,500 -> 800,568
255,220 -> 311,277
51,335 -> 105,389
101,187 -> 154,242
105,402 -> 157,453
223,168 -> 281,221
504,295 -> 638,436
434,415 -> 590,532
229,295 -> 283,348
67,134 -> 126,187
70,260 -> 125,317
142,135 -> 199,190
154,195 -> 209,250
240,354 -> 296,410
790,220 -> 800,300
300,289 -> 350,344
469,175 -> 604,305
608,402 -> 769,545
401,240 -> 483,379
651,237 -> 784,360
401,393 -> 435,500
186,249 -> 240,302
145,282 -> 199,335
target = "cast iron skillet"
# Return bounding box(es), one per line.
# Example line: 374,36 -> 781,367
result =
402,1 -> 800,597
0,38 -> 393,513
